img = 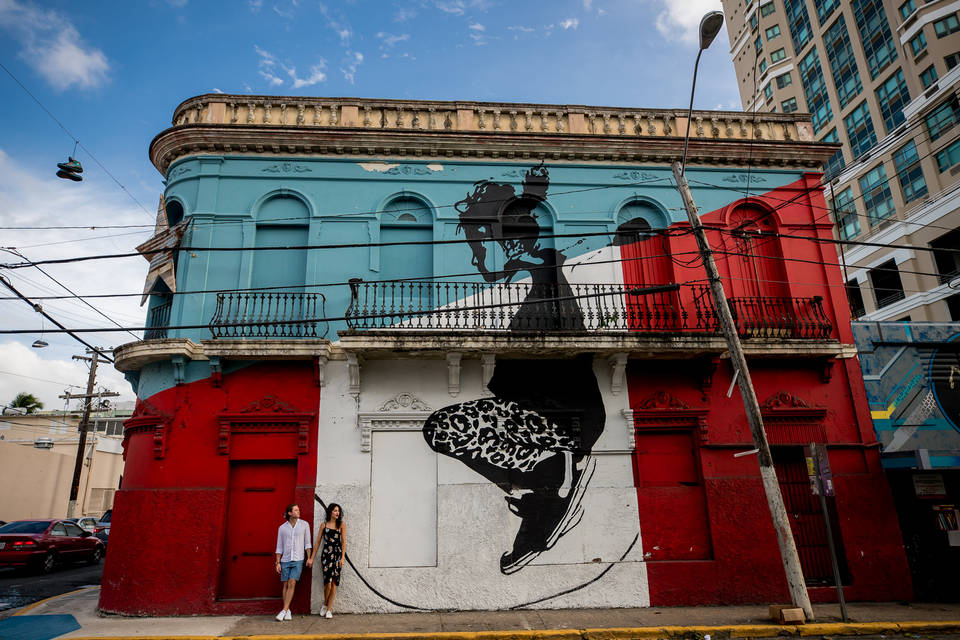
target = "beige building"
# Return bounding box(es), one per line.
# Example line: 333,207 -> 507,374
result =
721,0 -> 960,321
0,410 -> 127,521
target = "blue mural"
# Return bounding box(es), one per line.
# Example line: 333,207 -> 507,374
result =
852,321 -> 960,469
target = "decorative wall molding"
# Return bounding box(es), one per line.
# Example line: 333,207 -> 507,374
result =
630,391 -> 709,446
346,353 -> 361,397
216,394 -> 314,456
378,392 -> 431,412
447,352 -> 462,397
358,395 -> 433,452
123,399 -> 173,460
608,352 -> 628,395
315,355 -> 327,387
481,354 -> 496,396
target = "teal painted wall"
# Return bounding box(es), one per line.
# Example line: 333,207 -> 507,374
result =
138,156 -> 809,394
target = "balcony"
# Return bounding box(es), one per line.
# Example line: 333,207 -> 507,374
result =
144,300 -> 172,340
209,292 -> 327,338
343,280 -> 831,339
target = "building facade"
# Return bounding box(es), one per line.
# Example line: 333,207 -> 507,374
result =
721,0 -> 960,323
101,95 -> 910,615
851,320 -> 960,599
0,409 -> 127,519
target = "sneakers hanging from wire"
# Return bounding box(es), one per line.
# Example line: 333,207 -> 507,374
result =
56,141 -> 83,182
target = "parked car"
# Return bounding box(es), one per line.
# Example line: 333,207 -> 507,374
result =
0,519 -> 104,573
67,517 -> 100,532
94,509 -> 111,548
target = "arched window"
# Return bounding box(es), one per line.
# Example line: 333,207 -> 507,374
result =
380,197 -> 433,282
726,205 -> 788,299
616,201 -> 678,331
165,199 -> 184,227
253,196 -> 309,292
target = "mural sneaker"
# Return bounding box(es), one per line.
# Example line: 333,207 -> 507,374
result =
283,610 -> 292,621
275,610 -> 286,622
499,454 -> 595,575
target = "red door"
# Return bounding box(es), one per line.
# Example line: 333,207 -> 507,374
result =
773,447 -> 849,585
218,460 -> 297,600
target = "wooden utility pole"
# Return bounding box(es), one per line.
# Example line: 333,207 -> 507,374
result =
672,162 -> 814,620
62,349 -> 119,518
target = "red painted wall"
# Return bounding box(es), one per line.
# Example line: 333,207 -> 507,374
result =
624,177 -> 912,606
99,362 -> 320,615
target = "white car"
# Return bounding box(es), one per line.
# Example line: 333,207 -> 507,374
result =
68,517 -> 100,532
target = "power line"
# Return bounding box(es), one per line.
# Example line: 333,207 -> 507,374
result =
4,249 -> 140,340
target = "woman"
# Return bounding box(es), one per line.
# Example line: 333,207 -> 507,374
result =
423,163 -> 605,575
309,503 -> 345,619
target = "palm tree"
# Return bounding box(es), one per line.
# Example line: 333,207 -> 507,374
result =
10,392 -> 44,414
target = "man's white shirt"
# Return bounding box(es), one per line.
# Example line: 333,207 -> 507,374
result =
275,519 -> 312,562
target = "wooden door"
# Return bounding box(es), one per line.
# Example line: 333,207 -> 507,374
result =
218,460 -> 297,600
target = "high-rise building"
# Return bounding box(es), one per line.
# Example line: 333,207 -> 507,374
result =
721,0 -> 960,322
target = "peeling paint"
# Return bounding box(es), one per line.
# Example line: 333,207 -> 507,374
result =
358,162 -> 401,172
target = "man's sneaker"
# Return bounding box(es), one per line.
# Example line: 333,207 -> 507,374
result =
56,169 -> 82,182
56,157 -> 83,173
320,605 -> 328,616
325,610 -> 333,619
283,610 -> 292,621
499,454 -> 595,575
275,610 -> 286,622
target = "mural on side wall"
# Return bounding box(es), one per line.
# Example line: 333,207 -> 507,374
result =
423,164 -> 606,574
853,322 -> 960,464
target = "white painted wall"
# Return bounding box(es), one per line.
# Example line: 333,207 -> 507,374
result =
313,353 -> 648,613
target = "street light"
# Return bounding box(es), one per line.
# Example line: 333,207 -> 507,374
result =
671,10 -> 815,621
680,10 -> 725,176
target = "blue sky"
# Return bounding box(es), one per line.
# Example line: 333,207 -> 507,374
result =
0,0 -> 739,409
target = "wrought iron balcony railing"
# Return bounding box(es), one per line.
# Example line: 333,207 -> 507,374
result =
345,280 -> 721,333
144,300 -> 172,340
727,295 -> 832,339
209,291 -> 327,338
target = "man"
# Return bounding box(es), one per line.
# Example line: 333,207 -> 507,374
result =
274,503 -> 312,621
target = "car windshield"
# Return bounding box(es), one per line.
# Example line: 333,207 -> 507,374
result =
0,521 -> 49,534
100,511 -> 111,523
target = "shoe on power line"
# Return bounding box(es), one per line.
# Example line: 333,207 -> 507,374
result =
57,157 -> 83,173
56,169 -> 82,182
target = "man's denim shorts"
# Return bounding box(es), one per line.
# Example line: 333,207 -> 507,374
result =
280,560 -> 303,581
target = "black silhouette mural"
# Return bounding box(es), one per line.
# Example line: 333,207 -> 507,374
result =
423,164 -> 606,574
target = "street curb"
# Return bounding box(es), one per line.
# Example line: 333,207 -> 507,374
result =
12,585 -> 99,617
64,620 -> 960,640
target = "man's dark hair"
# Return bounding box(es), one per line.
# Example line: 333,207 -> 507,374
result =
284,503 -> 298,521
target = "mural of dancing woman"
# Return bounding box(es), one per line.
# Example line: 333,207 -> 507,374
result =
423,163 -> 606,574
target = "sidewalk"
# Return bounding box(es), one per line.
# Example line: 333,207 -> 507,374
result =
6,586 -> 960,640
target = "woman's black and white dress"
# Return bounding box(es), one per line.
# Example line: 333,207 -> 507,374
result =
320,526 -> 342,585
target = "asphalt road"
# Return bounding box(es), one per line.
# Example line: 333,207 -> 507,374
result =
0,561 -> 102,615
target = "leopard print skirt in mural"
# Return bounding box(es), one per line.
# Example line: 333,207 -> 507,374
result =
423,398 -> 578,474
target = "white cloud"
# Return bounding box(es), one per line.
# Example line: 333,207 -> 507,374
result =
318,2 -> 352,44
248,0 -> 263,11
583,0 -> 592,8
394,6 -> 416,22
212,87 -> 224,94
254,45 -> 284,86
272,4 -> 293,18
285,64 -> 326,88
434,0 -> 465,15
469,22 -> 485,31
340,51 -> 362,84
653,0 -> 724,44
0,0 -> 110,91
376,31 -> 410,47
166,0 -> 188,6
508,25 -> 534,33
560,18 -> 579,29
254,44 -> 276,66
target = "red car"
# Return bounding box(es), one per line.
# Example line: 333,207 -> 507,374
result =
0,519 -> 105,573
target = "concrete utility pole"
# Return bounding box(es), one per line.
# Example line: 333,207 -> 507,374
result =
672,162 -> 814,620
63,349 -> 119,518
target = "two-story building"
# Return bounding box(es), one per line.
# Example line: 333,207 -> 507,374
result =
102,94 -> 911,615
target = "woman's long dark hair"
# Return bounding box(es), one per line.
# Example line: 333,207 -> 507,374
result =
325,503 -> 343,528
